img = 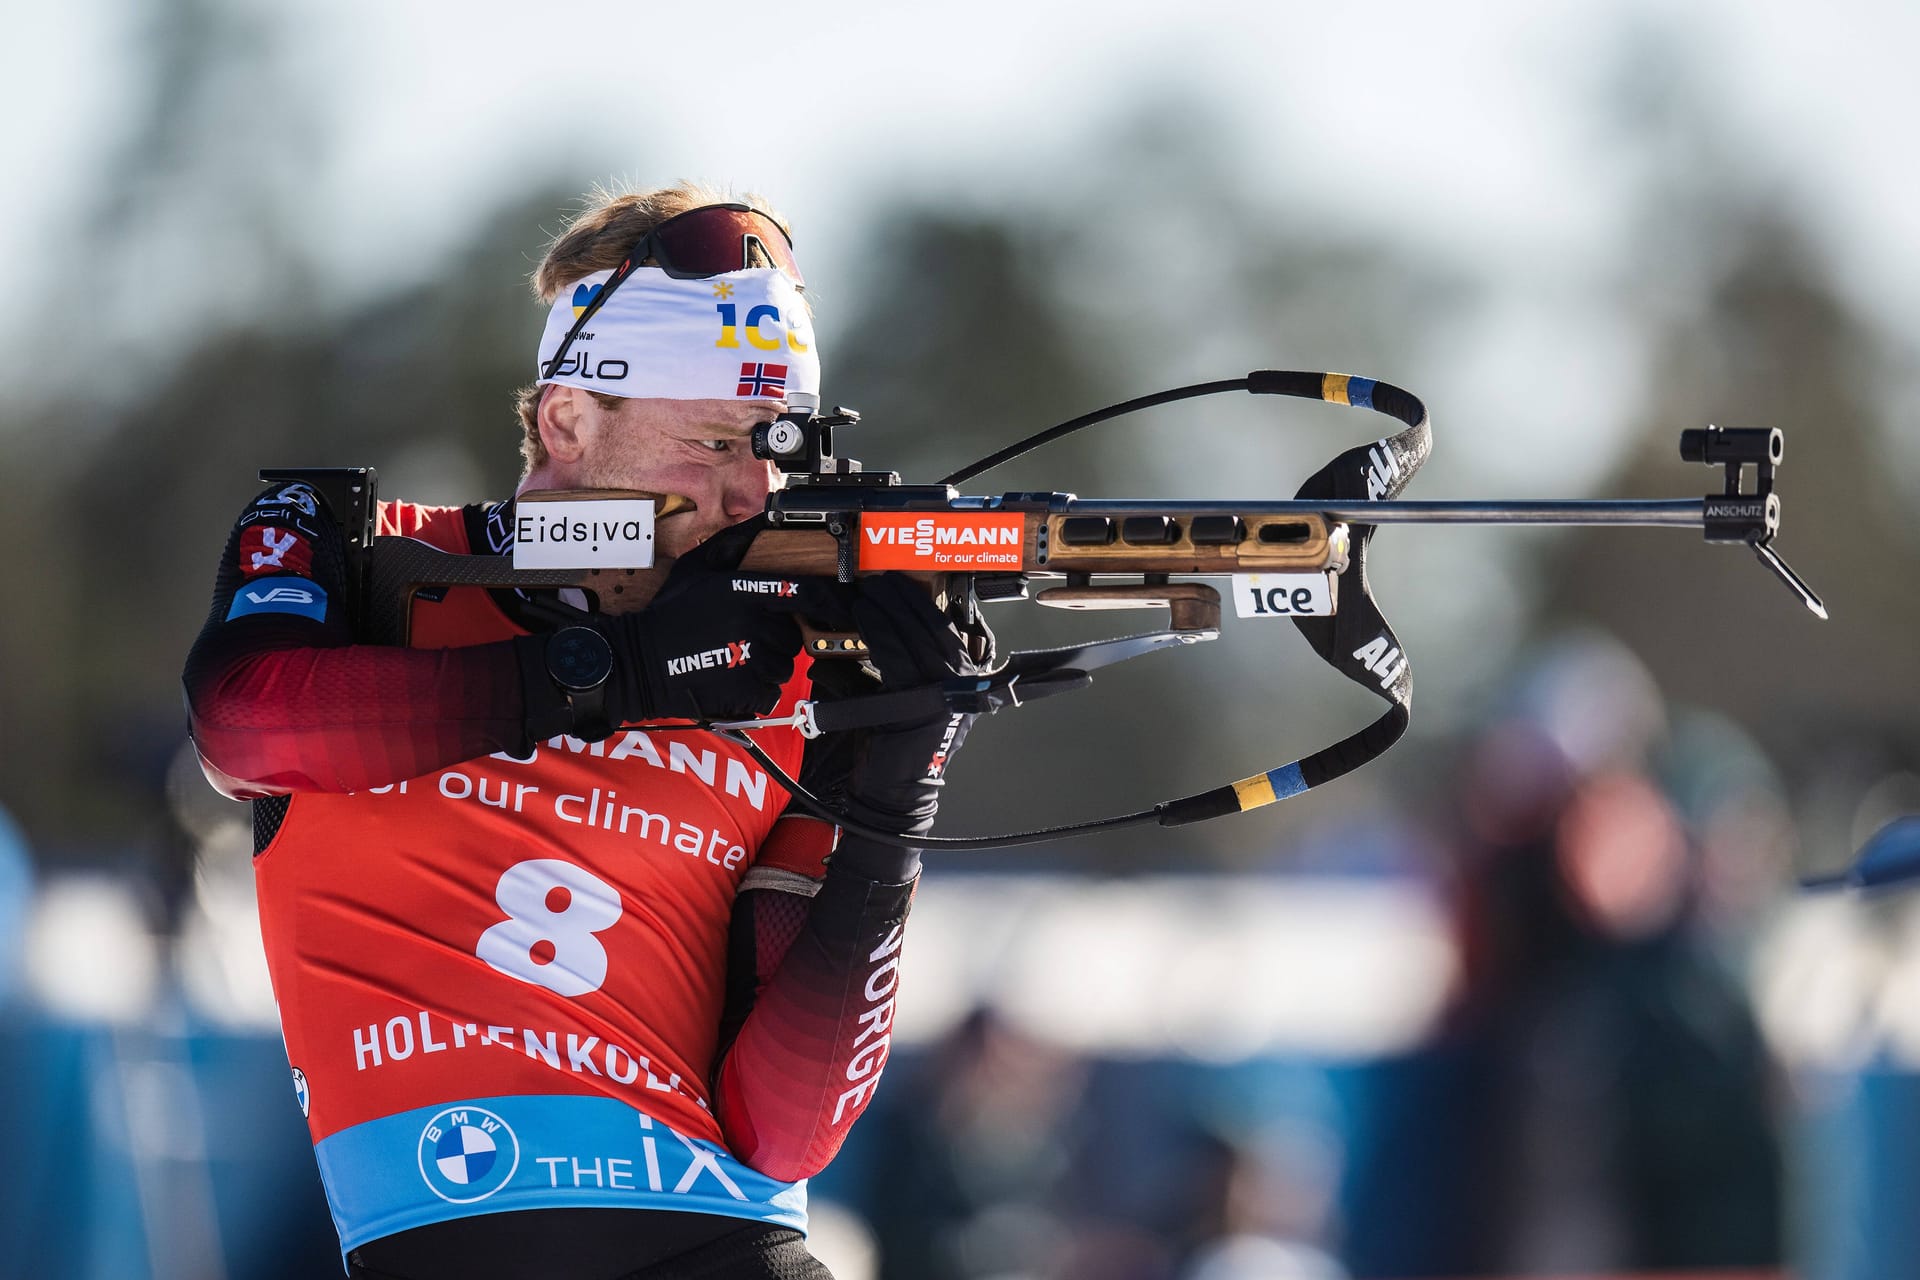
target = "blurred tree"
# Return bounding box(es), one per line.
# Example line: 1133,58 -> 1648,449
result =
80,0 -> 324,383
0,189 -> 571,874
1544,213 -> 1920,718
1538,41 -> 1920,791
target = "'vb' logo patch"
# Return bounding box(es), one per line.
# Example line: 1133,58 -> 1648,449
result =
226,577 -> 328,622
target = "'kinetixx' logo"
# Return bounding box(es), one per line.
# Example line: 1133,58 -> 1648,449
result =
731,579 -> 798,597
667,641 -> 751,676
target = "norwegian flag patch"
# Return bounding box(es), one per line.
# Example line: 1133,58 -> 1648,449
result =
736,362 -> 788,398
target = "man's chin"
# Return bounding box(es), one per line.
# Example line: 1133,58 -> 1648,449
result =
660,523 -> 739,561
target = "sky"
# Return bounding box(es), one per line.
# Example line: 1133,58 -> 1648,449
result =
1,0 -> 1916,523
5,0 -> 1919,337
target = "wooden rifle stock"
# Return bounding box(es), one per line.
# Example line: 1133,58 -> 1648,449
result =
357,488 -> 1349,649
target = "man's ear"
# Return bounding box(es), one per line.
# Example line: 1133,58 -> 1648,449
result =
536,384 -> 590,465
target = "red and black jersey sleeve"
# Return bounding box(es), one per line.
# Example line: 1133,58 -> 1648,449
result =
711,692 -> 919,1182
713,847 -> 915,1183
182,481 -> 534,799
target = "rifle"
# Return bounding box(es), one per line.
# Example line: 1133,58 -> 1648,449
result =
266,370 -> 1824,849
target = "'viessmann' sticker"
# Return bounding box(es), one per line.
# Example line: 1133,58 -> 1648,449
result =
860,510 -> 1029,571
857,514 -> 1025,571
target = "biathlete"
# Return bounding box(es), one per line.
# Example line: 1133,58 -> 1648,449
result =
183,183 -> 987,1279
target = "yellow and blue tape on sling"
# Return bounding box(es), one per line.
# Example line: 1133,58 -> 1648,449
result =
1319,373 -> 1377,411
1229,763 -> 1310,812
1152,369 -> 1426,830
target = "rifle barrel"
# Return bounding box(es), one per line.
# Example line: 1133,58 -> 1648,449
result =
1056,498 -> 1703,527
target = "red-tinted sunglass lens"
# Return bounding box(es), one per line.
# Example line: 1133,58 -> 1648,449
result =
654,208 -> 803,286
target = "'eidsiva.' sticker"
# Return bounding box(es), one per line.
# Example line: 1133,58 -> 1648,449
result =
512,499 -> 656,569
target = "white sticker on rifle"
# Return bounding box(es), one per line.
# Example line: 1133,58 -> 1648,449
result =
1232,573 -> 1336,619
511,499 -> 656,569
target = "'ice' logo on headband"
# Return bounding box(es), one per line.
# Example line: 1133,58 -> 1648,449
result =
537,268 -> 819,405
737,363 -> 787,398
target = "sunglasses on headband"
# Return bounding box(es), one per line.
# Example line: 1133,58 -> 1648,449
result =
542,203 -> 803,381
639,202 -> 804,287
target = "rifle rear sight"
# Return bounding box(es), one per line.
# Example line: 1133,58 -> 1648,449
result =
750,406 -> 897,486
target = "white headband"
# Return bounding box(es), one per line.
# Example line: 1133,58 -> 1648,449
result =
535,267 -> 820,409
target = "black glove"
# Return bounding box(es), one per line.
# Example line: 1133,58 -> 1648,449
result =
605,521 -> 853,724
516,520 -> 852,743
831,574 -> 994,876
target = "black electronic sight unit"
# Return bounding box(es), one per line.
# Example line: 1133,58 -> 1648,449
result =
750,407 -> 890,484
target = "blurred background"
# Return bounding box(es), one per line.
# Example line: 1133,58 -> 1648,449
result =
2,0 -> 1917,1276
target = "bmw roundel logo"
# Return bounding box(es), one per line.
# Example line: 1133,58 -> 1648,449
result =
291,1067 -> 310,1118
417,1105 -> 520,1204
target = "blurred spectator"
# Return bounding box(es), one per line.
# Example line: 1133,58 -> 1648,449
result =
862,1007 -> 1353,1280
1175,1132 -> 1347,1280
1441,636 -> 1784,1274
864,1006 -> 1087,1280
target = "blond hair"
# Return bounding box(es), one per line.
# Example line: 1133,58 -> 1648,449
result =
513,180 -> 792,474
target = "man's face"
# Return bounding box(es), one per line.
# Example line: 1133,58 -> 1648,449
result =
558,394 -> 782,559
